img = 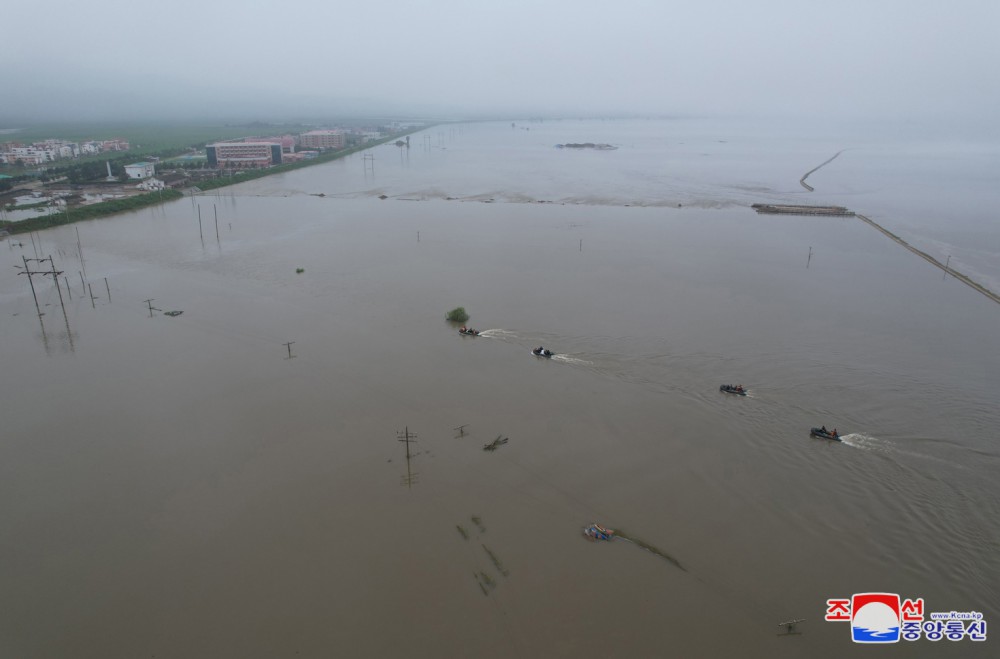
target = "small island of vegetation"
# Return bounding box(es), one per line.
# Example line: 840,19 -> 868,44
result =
555,143 -> 618,150
446,306 -> 470,323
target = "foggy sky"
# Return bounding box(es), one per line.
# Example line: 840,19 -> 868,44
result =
4,0 -> 999,124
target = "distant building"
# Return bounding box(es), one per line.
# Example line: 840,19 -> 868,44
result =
125,162 -> 156,179
388,122 -> 426,132
0,147 -> 54,166
101,139 -> 130,151
299,130 -> 345,150
206,142 -> 283,169
253,135 -> 296,154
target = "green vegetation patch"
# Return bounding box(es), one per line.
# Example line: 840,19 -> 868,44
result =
446,306 -> 469,323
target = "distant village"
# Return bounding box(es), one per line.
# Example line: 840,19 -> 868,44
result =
0,122 -> 423,220
0,138 -> 131,166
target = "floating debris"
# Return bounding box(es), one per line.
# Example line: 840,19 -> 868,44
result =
296,268 -> 305,274
456,525 -> 469,540
471,516 -> 486,533
483,435 -> 508,451
163,310 -> 183,317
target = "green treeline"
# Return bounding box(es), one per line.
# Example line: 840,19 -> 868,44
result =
2,189 -> 183,234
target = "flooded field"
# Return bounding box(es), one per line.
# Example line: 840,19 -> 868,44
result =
1,120 -> 998,657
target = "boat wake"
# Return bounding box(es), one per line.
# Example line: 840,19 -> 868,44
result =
478,329 -> 513,339
840,433 -> 892,453
552,354 -> 593,366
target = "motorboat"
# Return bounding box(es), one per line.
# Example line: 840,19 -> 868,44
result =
810,427 -> 842,441
583,523 -> 615,541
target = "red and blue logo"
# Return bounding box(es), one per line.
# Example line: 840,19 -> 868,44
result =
825,593 -> 986,643
850,593 -> 901,643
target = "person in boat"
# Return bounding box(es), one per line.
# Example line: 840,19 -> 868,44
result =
737,385 -> 744,392
832,428 -> 838,437
821,425 -> 827,433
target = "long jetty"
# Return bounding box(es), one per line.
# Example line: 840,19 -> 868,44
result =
749,151 -> 1000,306
799,150 -> 844,191
855,214 -> 1000,305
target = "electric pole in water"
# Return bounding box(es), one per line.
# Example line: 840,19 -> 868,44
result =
396,426 -> 419,487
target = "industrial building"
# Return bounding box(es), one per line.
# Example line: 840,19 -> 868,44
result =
299,130 -> 345,150
206,142 -> 283,169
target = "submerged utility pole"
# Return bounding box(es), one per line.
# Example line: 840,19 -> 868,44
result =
396,426 -> 419,488
283,341 -> 296,359
777,619 -> 805,637
76,226 -> 85,277
397,426 -> 418,460
17,255 -> 41,315
46,255 -> 65,311
17,256 -> 61,317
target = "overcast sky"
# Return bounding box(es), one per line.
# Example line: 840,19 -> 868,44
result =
4,0 -> 999,124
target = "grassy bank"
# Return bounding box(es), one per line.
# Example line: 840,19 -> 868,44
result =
2,189 -> 183,235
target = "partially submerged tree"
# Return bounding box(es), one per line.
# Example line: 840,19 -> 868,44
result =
446,306 -> 469,323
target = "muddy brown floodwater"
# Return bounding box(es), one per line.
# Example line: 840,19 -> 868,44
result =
1,120 -> 998,658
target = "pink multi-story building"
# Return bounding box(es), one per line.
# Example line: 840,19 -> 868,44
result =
299,130 -> 345,150
253,135 -> 296,154
206,141 -> 283,169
